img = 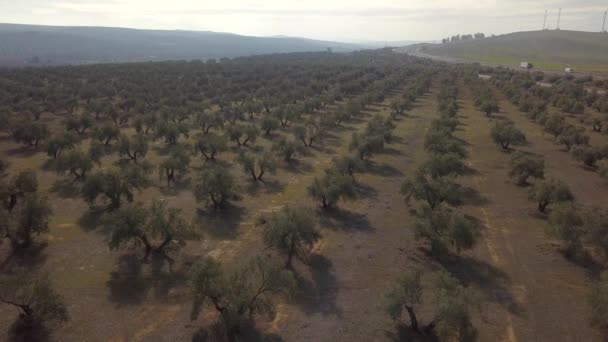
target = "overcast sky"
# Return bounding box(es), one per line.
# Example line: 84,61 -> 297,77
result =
2,0 -> 607,41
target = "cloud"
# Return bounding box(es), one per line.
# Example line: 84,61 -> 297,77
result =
2,0 -> 608,41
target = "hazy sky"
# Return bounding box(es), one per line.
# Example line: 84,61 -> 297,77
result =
2,0 -> 608,41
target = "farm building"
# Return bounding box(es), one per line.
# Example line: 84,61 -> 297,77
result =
520,61 -> 533,69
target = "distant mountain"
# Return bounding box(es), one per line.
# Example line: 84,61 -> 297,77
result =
0,23 -> 364,67
420,30 -> 608,73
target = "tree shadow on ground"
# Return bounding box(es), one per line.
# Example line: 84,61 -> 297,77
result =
0,242 -> 48,272
455,186 -> 489,206
290,254 -> 341,317
50,178 -> 81,198
317,207 -> 374,232
558,247 -> 603,279
366,162 -> 404,177
191,320 -> 285,342
78,208 -> 108,232
159,177 -> 193,196
382,324 -> 440,342
106,252 -> 188,306
436,253 -> 525,317
196,204 -> 246,239
283,159 -> 314,174
7,318 -> 51,342
353,181 -> 378,199
380,147 -> 403,156
244,179 -> 284,197
5,145 -> 40,158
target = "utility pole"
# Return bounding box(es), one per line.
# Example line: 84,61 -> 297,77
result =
556,8 -> 562,30
543,9 -> 548,30
602,10 -> 607,33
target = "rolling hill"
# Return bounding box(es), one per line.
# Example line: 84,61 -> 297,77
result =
421,30 -> 608,73
0,23 -> 364,67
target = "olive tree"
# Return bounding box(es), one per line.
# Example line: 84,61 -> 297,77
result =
158,147 -> 191,186
1,170 -> 38,212
480,99 -> 499,117
508,152 -> 545,185
331,155 -> 365,178
421,153 -> 466,178
65,113 -> 93,135
307,169 -> 356,209
190,256 -> 294,336
259,206 -> 320,268
193,166 -> 235,210
236,151 -> 277,182
415,205 -> 480,257
572,145 -> 605,168
81,165 -> 149,209
491,121 -> 526,150
0,273 -> 68,331
55,149 -> 93,182
272,138 -> 302,163
547,202 -> 585,257
385,270 -> 479,339
12,121 -> 49,147
260,115 -> 280,136
4,193 -> 52,248
106,200 -> 196,259
46,132 -> 77,159
401,171 -> 460,209
117,133 -> 149,164
226,123 -> 259,147
193,132 -> 227,162
528,179 -> 574,213
293,120 -> 323,147
557,126 -> 589,151
93,123 -> 120,146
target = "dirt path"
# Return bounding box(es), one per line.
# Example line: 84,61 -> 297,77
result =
456,83 -> 602,341
276,84 -> 439,341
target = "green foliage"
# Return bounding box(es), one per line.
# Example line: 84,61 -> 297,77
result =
118,133 -> 149,164
81,165 -> 149,209
46,132 -> 77,159
0,273 -> 68,328
106,200 -> 195,257
307,169 -> 356,208
528,179 -> 574,213
424,129 -> 467,158
65,113 -> 93,134
491,121 -> 526,150
385,270 -> 479,339
260,206 -> 320,267
55,149 -> 93,181
260,115 -> 280,136
194,132 -> 228,161
158,147 -> 191,186
93,123 -> 120,146
508,152 -> 545,185
572,144 -> 605,167
226,123 -> 259,147
12,121 -> 49,147
154,121 -> 189,146
401,170 -> 460,209
331,155 -> 365,177
293,120 -> 323,147
558,126 -> 589,151
193,165 -> 235,210
349,132 -> 385,160
480,99 -> 499,116
5,193 -> 52,248
421,153 -> 466,178
385,270 -> 423,331
548,202 -> 585,255
272,138 -> 302,162
0,169 -> 38,212
415,205 -> 480,257
236,150 -> 277,182
189,256 -> 295,335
